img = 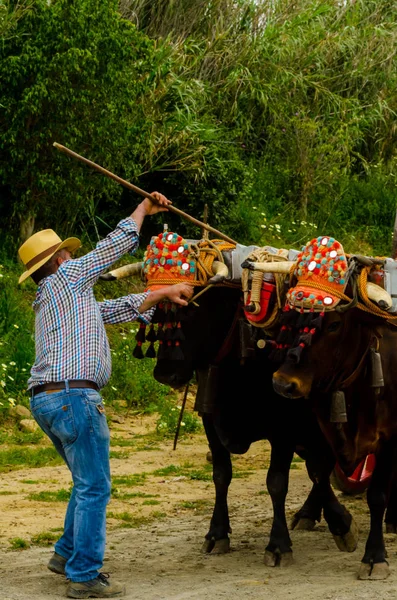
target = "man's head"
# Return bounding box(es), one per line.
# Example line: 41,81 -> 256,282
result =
18,229 -> 81,284
30,248 -> 72,284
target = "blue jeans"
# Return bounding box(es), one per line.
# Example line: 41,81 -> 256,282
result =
30,386 -> 111,582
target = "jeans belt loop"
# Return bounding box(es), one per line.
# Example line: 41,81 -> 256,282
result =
65,380 -> 70,394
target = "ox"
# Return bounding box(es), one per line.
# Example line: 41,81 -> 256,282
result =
258,235 -> 397,579
102,235 -> 358,567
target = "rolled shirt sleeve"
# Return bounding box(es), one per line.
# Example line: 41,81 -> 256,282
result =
98,292 -> 155,325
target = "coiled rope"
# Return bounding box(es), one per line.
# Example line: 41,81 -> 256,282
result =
241,248 -> 290,330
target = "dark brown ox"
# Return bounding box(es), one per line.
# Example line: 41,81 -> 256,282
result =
272,292 -> 397,580
102,252 -> 359,568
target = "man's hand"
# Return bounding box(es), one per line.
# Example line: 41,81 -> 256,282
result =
163,283 -> 194,306
141,192 -> 172,216
138,283 -> 194,313
131,192 -> 171,230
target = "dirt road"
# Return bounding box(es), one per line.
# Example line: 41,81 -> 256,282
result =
0,411 -> 396,600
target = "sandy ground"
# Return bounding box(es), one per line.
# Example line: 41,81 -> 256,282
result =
1,409 -> 397,600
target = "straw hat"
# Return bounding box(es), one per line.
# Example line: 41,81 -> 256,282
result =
18,229 -> 81,284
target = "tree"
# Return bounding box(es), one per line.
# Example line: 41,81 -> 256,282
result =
0,0 -> 159,242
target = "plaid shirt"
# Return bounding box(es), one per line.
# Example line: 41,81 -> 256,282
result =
28,217 -> 154,391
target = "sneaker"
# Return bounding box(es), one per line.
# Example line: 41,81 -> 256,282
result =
66,573 -> 126,598
48,552 -> 67,575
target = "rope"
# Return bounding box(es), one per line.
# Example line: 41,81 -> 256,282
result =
241,248 -> 289,330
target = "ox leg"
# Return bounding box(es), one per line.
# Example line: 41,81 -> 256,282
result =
292,440 -> 358,551
384,478 -> 397,533
290,457 -> 322,531
264,442 -> 294,567
201,414 -> 232,555
358,444 -> 395,580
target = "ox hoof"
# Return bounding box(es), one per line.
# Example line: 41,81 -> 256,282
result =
332,516 -> 359,553
201,538 -> 230,554
385,523 -> 397,534
264,550 -> 293,568
291,517 -> 316,531
358,561 -> 390,580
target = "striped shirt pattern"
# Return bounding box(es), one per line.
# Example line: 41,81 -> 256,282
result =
28,217 -> 154,390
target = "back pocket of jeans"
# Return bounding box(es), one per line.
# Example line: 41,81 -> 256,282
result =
40,404 -> 77,447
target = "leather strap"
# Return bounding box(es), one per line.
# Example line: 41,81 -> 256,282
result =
32,380 -> 99,396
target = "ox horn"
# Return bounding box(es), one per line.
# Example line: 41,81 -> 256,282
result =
366,282 -> 393,311
241,259 -> 295,274
208,260 -> 229,284
99,262 -> 144,281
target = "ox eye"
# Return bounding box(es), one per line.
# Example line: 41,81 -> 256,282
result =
327,321 -> 341,333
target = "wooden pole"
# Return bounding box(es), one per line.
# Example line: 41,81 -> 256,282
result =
202,204 -> 209,240
392,208 -> 397,259
53,143 -> 237,245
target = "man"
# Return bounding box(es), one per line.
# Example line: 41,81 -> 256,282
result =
18,193 -> 193,599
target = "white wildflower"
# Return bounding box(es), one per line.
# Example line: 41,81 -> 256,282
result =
0,380 -> 5,388
9,361 -> 16,366
111,386 -> 117,391
13,324 -> 19,329
7,398 -> 16,406
8,375 -> 14,381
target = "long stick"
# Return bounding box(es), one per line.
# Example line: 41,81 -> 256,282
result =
173,383 -> 189,451
53,143 -> 237,245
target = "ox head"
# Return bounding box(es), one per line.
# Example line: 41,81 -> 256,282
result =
101,230 -> 240,388
246,236 -> 390,400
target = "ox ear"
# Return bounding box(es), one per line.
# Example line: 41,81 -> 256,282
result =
99,262 -> 144,281
366,282 -> 393,311
208,260 -> 229,284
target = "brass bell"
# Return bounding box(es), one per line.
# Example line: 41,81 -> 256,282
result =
370,348 -> 384,389
330,390 -> 347,423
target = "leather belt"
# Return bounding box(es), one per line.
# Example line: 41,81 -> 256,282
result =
31,380 -> 99,396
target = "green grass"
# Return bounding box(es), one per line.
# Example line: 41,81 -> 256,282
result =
112,473 -> 147,486
108,510 -> 166,529
109,450 -> 131,459
179,499 -> 211,513
31,531 -> 59,546
152,462 -> 251,481
20,479 -> 41,484
0,447 -> 63,472
9,537 -> 30,550
27,489 -> 71,502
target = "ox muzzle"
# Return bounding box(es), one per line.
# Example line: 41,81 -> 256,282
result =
272,370 -> 311,399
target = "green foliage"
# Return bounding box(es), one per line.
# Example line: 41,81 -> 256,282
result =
0,0 -> 161,243
156,398 -> 202,438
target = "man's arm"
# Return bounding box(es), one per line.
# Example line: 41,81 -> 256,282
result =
98,283 -> 194,325
98,293 -> 155,325
63,193 -> 171,294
